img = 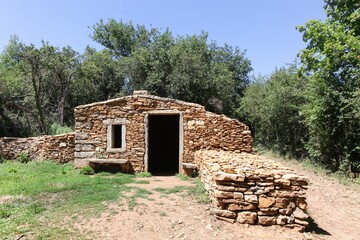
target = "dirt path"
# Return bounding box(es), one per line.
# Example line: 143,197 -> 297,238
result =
73,160 -> 360,240
279,159 -> 360,240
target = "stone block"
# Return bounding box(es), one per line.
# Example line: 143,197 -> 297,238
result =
214,190 -> 233,199
237,211 -> 257,224
259,196 -> 276,208
214,210 -> 236,219
293,208 -> 309,220
228,202 -> 257,211
244,194 -> 258,203
258,216 -> 276,226
213,171 -> 245,182
282,173 -> 309,183
258,208 -> 279,216
233,192 -> 244,200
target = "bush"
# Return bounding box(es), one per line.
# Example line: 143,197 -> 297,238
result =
0,155 -> 7,164
50,122 -> 73,135
80,165 -> 95,175
16,152 -> 31,163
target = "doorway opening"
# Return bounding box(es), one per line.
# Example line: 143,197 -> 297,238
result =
148,114 -> 180,175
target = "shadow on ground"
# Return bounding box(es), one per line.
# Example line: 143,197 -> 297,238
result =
306,217 -> 331,236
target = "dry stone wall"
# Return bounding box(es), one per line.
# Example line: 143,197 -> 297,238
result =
74,94 -> 252,172
0,133 -> 75,163
195,150 -> 309,232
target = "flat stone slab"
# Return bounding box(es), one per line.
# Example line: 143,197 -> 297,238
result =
182,163 -> 197,169
88,159 -> 129,165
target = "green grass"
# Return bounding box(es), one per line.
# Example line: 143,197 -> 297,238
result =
186,178 -> 210,204
0,161 -> 211,238
153,179 -> 210,204
0,161 -> 136,238
134,179 -> 150,184
127,187 -> 153,210
176,173 -> 192,181
153,185 -> 189,194
135,172 -> 152,178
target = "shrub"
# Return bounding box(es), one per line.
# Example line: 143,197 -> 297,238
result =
80,165 -> 95,175
0,155 -> 7,164
16,152 -> 31,163
50,122 -> 73,135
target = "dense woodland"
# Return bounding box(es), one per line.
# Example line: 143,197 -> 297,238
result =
0,0 -> 359,174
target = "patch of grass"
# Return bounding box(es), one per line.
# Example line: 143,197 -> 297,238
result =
95,171 -> 113,177
186,178 -> 210,204
176,173 -> 191,181
159,211 -> 167,217
153,186 -> 189,194
135,172 -> 152,178
355,178 -> 360,185
127,188 -> 152,210
153,179 -> 209,204
134,180 -> 150,184
0,161 -> 136,239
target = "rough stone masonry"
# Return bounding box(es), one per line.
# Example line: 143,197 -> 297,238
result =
195,150 -> 309,232
73,92 -> 252,172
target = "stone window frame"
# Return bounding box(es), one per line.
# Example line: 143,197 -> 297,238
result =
104,118 -> 127,152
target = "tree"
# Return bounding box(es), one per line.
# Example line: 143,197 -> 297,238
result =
297,0 -> 360,172
241,65 -> 307,158
75,47 -> 125,104
0,36 -> 80,135
48,46 -> 79,126
90,19 -> 252,117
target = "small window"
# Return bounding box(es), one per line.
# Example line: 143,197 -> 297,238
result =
112,125 -> 123,148
107,122 -> 126,152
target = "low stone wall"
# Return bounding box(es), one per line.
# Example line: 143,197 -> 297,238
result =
195,150 -> 309,232
0,133 -> 75,163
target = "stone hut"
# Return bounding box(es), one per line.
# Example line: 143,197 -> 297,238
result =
74,90 -> 253,174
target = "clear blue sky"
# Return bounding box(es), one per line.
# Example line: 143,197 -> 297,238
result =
0,0 -> 326,76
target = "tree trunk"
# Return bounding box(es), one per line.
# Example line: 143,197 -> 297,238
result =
31,68 -> 46,134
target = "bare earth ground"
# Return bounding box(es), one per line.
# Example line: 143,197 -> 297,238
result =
71,158 -> 360,240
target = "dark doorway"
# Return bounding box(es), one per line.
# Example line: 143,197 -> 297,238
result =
148,114 -> 180,175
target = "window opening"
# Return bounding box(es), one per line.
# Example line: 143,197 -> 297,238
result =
112,125 -> 123,148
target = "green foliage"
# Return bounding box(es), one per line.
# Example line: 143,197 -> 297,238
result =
15,151 -> 30,163
297,0 -> 360,173
0,36 -> 80,136
90,19 -> 252,118
50,122 -> 73,135
241,64 -> 308,158
1,21 -> 252,137
79,165 -> 95,175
